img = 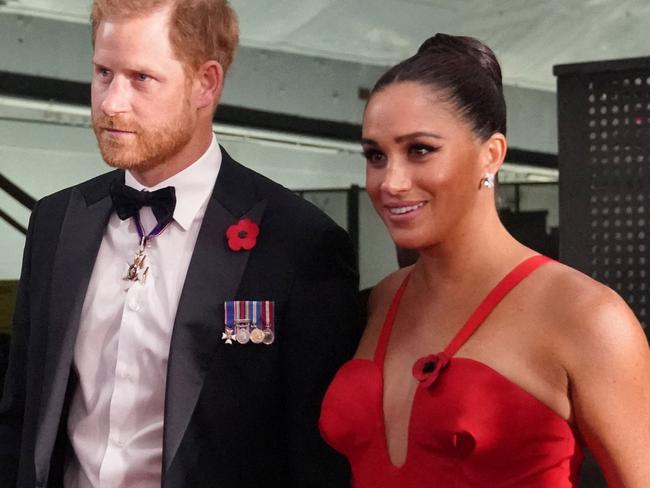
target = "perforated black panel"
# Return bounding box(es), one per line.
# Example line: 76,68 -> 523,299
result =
556,59 -> 650,331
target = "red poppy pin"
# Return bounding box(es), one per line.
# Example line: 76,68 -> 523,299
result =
412,352 -> 450,388
226,218 -> 260,251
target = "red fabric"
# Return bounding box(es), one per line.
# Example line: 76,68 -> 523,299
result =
320,255 -> 584,487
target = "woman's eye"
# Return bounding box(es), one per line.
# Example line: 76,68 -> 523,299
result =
409,144 -> 437,157
362,149 -> 386,164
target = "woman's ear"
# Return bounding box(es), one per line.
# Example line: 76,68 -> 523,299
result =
194,60 -> 224,110
481,132 -> 507,175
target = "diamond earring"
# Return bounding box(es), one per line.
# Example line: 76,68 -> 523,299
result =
480,172 -> 495,189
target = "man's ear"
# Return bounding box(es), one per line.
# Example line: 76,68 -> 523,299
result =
194,60 -> 224,109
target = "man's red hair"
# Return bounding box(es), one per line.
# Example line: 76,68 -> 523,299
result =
91,0 -> 239,74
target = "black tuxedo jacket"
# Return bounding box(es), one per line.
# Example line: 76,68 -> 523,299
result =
0,148 -> 360,487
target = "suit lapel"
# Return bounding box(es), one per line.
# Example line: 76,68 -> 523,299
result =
163,151 -> 267,472
34,175 -> 118,478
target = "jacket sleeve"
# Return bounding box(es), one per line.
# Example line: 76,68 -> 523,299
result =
281,221 -> 360,487
0,201 -> 39,487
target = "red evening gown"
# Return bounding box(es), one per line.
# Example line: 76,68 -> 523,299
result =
320,255 -> 584,487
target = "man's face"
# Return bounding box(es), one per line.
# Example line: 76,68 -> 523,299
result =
91,8 -> 198,172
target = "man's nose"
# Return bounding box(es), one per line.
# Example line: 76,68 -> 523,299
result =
99,77 -> 131,116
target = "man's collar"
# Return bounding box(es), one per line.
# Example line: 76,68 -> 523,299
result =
124,134 -> 222,230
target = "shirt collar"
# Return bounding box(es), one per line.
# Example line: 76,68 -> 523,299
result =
124,134 -> 222,230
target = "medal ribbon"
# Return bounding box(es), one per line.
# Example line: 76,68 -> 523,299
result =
235,300 -> 250,324
133,212 -> 172,248
250,300 -> 262,326
225,301 -> 235,326
261,301 -> 274,329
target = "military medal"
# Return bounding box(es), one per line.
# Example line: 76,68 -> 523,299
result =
123,213 -> 170,286
249,301 -> 265,344
235,300 -> 251,344
224,300 -> 274,345
221,328 -> 235,345
263,329 -> 275,345
250,328 -> 265,344
124,236 -> 149,284
223,301 -> 237,345
261,300 -> 275,345
235,327 -> 250,344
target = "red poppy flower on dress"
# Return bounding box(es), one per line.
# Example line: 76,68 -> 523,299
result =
226,218 -> 260,251
412,352 -> 450,388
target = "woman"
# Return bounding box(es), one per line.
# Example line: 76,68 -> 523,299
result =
319,33 -> 650,487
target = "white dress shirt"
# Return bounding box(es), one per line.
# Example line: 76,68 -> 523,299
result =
65,135 -> 222,488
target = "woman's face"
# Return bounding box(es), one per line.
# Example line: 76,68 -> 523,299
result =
362,81 -> 491,250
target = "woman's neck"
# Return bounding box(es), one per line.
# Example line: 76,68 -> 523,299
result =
413,206 -> 531,293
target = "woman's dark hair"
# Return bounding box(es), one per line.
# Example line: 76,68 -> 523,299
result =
371,33 -> 506,139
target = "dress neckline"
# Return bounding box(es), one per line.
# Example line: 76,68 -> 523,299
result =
373,254 -> 552,366
372,254 -> 552,469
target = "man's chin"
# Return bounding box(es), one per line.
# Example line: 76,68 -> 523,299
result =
100,149 -> 149,170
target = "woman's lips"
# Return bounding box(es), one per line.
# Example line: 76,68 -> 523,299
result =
381,201 -> 428,224
386,201 -> 427,215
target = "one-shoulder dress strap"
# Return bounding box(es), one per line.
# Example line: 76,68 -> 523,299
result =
443,254 -> 552,358
373,273 -> 411,364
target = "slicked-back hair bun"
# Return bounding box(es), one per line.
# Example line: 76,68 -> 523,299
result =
371,33 -> 506,140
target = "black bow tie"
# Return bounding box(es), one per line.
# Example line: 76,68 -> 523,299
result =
109,180 -> 176,227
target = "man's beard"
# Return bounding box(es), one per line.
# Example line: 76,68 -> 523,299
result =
92,98 -> 194,172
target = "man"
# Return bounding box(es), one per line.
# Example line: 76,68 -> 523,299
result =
0,1 -> 359,486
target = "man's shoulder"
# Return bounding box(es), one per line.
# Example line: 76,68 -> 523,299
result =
223,152 -> 339,232
38,169 -> 121,209
26,171 -> 120,234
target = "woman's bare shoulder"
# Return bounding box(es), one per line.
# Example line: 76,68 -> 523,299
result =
534,260 -> 645,364
536,263 -> 650,485
356,267 -> 413,359
538,260 -> 637,328
367,266 -> 413,315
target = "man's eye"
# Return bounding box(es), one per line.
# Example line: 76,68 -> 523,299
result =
136,73 -> 150,82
